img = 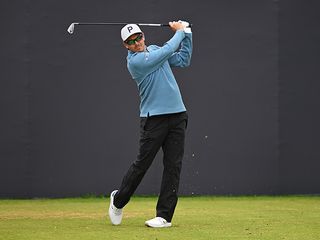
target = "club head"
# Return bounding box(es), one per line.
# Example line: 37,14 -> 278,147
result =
67,23 -> 77,34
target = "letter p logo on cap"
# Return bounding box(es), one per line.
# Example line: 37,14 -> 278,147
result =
127,26 -> 133,33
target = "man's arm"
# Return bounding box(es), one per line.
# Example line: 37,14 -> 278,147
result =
168,32 -> 193,67
128,22 -> 186,78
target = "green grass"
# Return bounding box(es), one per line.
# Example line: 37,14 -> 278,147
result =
1,196 -> 320,239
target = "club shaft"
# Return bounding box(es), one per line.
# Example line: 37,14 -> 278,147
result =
74,22 -> 170,26
67,22 -> 192,34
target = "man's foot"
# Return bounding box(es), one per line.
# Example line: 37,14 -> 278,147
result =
145,217 -> 172,228
108,190 -> 123,225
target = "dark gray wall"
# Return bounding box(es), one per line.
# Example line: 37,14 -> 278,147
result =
0,0 -> 319,198
279,0 -> 320,194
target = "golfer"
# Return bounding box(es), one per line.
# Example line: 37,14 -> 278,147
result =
109,20 -> 192,228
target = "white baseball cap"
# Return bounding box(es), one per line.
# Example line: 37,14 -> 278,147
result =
121,24 -> 142,42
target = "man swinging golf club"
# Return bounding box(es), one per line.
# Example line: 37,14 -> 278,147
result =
109,20 -> 193,228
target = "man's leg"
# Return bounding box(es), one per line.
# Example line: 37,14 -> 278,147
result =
114,116 -> 168,208
156,112 -> 188,222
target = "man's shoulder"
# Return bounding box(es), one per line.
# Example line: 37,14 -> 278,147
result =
147,45 -> 160,51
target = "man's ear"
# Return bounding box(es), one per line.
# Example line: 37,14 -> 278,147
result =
123,42 -> 129,49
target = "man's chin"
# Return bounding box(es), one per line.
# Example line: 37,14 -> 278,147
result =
137,46 -> 145,52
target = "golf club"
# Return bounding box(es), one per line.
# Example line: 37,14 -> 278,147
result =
67,22 -> 192,34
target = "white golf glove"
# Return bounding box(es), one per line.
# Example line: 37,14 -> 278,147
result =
178,20 -> 192,33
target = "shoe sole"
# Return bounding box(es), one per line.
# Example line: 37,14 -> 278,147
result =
145,222 -> 172,228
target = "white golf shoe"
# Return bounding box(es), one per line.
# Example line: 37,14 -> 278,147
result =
108,190 -> 123,225
145,217 -> 172,228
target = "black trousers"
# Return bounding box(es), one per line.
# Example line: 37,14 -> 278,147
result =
113,111 -> 188,222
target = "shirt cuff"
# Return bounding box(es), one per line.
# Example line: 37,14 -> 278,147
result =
184,27 -> 192,33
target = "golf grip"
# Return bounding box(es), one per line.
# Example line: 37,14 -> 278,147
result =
139,23 -> 193,27
156,23 -> 193,27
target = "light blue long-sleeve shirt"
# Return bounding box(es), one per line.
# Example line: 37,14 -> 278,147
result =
126,30 -> 193,117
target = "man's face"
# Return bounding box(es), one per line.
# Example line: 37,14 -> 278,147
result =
123,33 -> 145,52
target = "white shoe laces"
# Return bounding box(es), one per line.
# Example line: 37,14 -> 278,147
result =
111,205 -> 122,216
156,217 -> 166,223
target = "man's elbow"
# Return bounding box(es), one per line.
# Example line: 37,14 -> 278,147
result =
181,59 -> 191,67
